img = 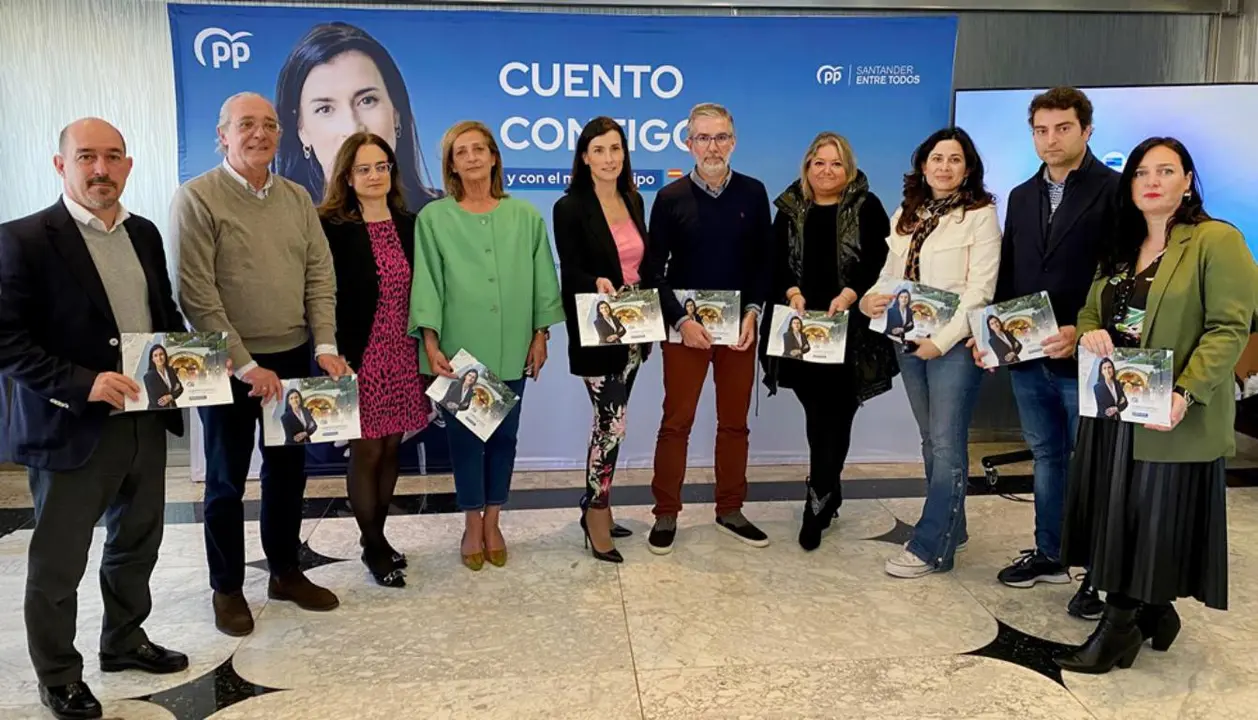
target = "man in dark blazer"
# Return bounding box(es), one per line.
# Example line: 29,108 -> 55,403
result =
0,118 -> 189,720
971,87 -> 1119,621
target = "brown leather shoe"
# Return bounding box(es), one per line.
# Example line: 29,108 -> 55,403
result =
212,591 -> 254,637
268,571 -> 340,611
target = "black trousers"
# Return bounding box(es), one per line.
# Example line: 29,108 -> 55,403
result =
789,364 -> 861,508
25,413 -> 167,686
200,344 -> 310,593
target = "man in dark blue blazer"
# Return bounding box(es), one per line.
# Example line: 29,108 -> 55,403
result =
968,87 -> 1119,622
0,118 -> 189,720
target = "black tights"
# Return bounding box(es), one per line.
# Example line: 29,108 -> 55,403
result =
347,434 -> 403,552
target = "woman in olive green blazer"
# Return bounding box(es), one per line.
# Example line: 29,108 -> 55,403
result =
1056,137 -> 1258,676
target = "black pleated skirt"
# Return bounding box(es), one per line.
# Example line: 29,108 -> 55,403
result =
1061,416 -> 1229,610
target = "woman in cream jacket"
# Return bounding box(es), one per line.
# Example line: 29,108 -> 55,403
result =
860,127 -> 1002,579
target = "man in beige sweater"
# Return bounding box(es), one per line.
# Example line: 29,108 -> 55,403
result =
170,91 -> 350,637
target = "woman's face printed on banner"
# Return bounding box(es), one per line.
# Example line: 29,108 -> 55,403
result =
923,139 -> 967,197
583,130 -> 624,186
807,143 -> 848,199
297,50 -> 400,187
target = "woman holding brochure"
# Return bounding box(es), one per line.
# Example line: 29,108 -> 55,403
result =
858,127 -> 1002,578
1057,138 -> 1258,675
554,116 -> 654,563
410,120 -> 564,571
759,131 -> 896,551
321,132 -> 430,588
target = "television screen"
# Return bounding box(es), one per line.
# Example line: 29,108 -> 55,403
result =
954,84 -> 1258,257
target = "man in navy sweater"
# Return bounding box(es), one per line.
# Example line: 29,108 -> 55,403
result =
969,87 -> 1118,620
644,103 -> 772,554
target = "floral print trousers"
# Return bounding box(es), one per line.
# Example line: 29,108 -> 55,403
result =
581,346 -> 643,509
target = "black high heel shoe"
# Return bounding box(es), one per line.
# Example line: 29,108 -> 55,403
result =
610,522 -> 633,539
1137,604 -> 1181,652
579,503 -> 624,564
360,535 -> 407,569
361,547 -> 406,588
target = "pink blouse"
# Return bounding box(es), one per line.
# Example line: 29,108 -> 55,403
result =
610,219 -> 644,286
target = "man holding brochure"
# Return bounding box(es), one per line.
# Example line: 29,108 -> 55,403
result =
0,118 -> 188,719
970,87 -> 1119,619
171,92 -> 350,638
645,102 -> 773,553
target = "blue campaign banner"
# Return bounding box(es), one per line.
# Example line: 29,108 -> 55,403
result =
169,4 -> 958,475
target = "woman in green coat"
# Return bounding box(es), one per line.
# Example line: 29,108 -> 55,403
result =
1057,137 -> 1258,674
409,120 -> 564,571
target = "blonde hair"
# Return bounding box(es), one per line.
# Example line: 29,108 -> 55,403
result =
687,102 -> 735,136
799,132 -> 858,202
439,120 -> 506,201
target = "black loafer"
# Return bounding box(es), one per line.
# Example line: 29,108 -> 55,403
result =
100,641 -> 189,674
39,681 -> 103,720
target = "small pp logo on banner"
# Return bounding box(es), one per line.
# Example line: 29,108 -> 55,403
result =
816,65 -> 845,85
194,28 -> 253,69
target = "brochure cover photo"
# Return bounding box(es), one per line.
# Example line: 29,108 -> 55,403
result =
666,290 -> 741,346
765,305 -> 850,365
262,376 -> 362,447
425,349 -> 521,442
1078,347 -> 1175,426
970,291 -> 1060,369
574,288 -> 666,346
121,331 -> 232,412
867,277 -> 960,347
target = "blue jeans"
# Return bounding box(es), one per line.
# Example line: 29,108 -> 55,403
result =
444,379 -> 527,511
1009,363 -> 1079,561
897,345 -> 983,571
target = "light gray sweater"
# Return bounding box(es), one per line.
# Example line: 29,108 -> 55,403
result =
169,166 -> 336,368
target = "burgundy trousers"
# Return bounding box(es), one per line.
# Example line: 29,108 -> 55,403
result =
651,342 -> 756,517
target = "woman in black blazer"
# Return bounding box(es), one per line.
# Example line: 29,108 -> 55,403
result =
553,116 -> 654,563
593,301 -> 627,345
1093,357 -> 1129,419
782,316 -> 810,358
441,369 -> 479,413
281,389 -> 318,444
985,315 -> 1023,366
319,132 -> 431,588
143,343 -> 183,410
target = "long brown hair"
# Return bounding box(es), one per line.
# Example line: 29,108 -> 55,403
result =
896,127 -> 994,236
440,120 -> 507,201
317,132 -> 407,224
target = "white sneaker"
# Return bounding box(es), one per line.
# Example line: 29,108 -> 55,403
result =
885,549 -> 937,579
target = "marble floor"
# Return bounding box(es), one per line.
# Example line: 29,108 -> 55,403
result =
2,469 -> 1258,719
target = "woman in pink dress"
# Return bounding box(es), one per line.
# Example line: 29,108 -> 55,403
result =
319,132 -> 431,588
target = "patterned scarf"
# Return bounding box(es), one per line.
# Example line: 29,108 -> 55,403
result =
903,193 -> 966,281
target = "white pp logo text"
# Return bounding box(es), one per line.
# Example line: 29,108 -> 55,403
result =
194,28 -> 253,69
815,65 -> 845,85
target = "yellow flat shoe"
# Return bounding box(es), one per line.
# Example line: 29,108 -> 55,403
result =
462,551 -> 485,571
487,549 -> 508,567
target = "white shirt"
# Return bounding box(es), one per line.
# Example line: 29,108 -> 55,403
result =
218,160 -> 339,378
63,193 -> 130,233
221,159 -> 274,200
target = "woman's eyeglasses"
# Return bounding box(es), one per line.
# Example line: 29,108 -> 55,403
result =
352,162 -> 393,177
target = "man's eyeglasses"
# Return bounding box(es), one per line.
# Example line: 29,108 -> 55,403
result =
236,118 -> 281,135
690,133 -> 734,147
352,162 -> 394,177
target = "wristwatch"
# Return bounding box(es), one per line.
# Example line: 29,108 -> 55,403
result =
1173,386 -> 1195,407
535,328 -> 550,340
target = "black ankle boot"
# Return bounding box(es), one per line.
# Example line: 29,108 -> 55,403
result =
1054,602 -> 1144,674
797,478 -> 838,552
1136,603 -> 1180,652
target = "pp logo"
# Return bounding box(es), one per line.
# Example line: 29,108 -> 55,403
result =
194,27 -> 253,69
816,64 -> 845,85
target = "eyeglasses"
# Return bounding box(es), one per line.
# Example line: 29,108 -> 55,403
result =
235,118 -> 281,135
690,133 -> 734,147
352,162 -> 393,177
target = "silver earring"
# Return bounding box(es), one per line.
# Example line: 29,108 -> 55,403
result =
302,144 -> 312,160
395,124 -> 401,140
1184,191 -> 1192,199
